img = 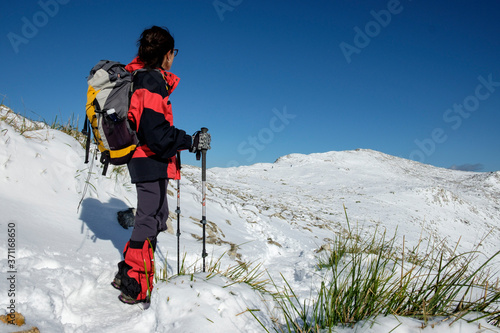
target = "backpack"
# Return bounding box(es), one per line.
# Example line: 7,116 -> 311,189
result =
83,60 -> 138,175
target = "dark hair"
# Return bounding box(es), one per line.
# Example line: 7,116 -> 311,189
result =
137,26 -> 175,69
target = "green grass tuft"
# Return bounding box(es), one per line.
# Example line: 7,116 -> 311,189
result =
264,207 -> 500,331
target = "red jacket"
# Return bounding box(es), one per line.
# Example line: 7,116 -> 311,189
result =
125,57 -> 192,183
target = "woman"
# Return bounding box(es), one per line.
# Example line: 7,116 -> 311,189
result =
112,26 -> 195,304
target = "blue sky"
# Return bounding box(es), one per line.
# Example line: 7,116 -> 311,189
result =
1,0 -> 499,171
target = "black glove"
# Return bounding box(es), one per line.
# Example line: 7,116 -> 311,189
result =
190,130 -> 211,159
190,131 -> 211,152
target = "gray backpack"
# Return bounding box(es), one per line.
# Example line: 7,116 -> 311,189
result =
83,60 -> 138,175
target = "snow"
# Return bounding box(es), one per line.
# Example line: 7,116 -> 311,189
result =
0,105 -> 499,332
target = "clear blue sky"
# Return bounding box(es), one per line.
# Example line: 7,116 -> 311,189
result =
1,0 -> 499,171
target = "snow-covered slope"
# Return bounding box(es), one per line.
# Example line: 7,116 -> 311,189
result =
204,149 -> 500,268
0,105 -> 499,332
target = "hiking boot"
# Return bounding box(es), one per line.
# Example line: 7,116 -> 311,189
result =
112,260 -> 128,290
111,276 -> 121,290
118,292 -> 149,305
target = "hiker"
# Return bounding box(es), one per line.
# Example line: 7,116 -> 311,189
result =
112,26 -> 199,304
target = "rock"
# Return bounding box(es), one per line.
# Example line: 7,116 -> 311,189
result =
0,311 -> 25,326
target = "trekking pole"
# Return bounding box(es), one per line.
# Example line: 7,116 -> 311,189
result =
200,127 -> 208,272
195,127 -> 211,272
176,152 -> 181,275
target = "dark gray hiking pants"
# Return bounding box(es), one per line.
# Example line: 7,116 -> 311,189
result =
130,179 -> 169,249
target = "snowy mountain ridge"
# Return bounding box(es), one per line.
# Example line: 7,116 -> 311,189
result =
203,148 -> 499,264
0,105 -> 499,332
